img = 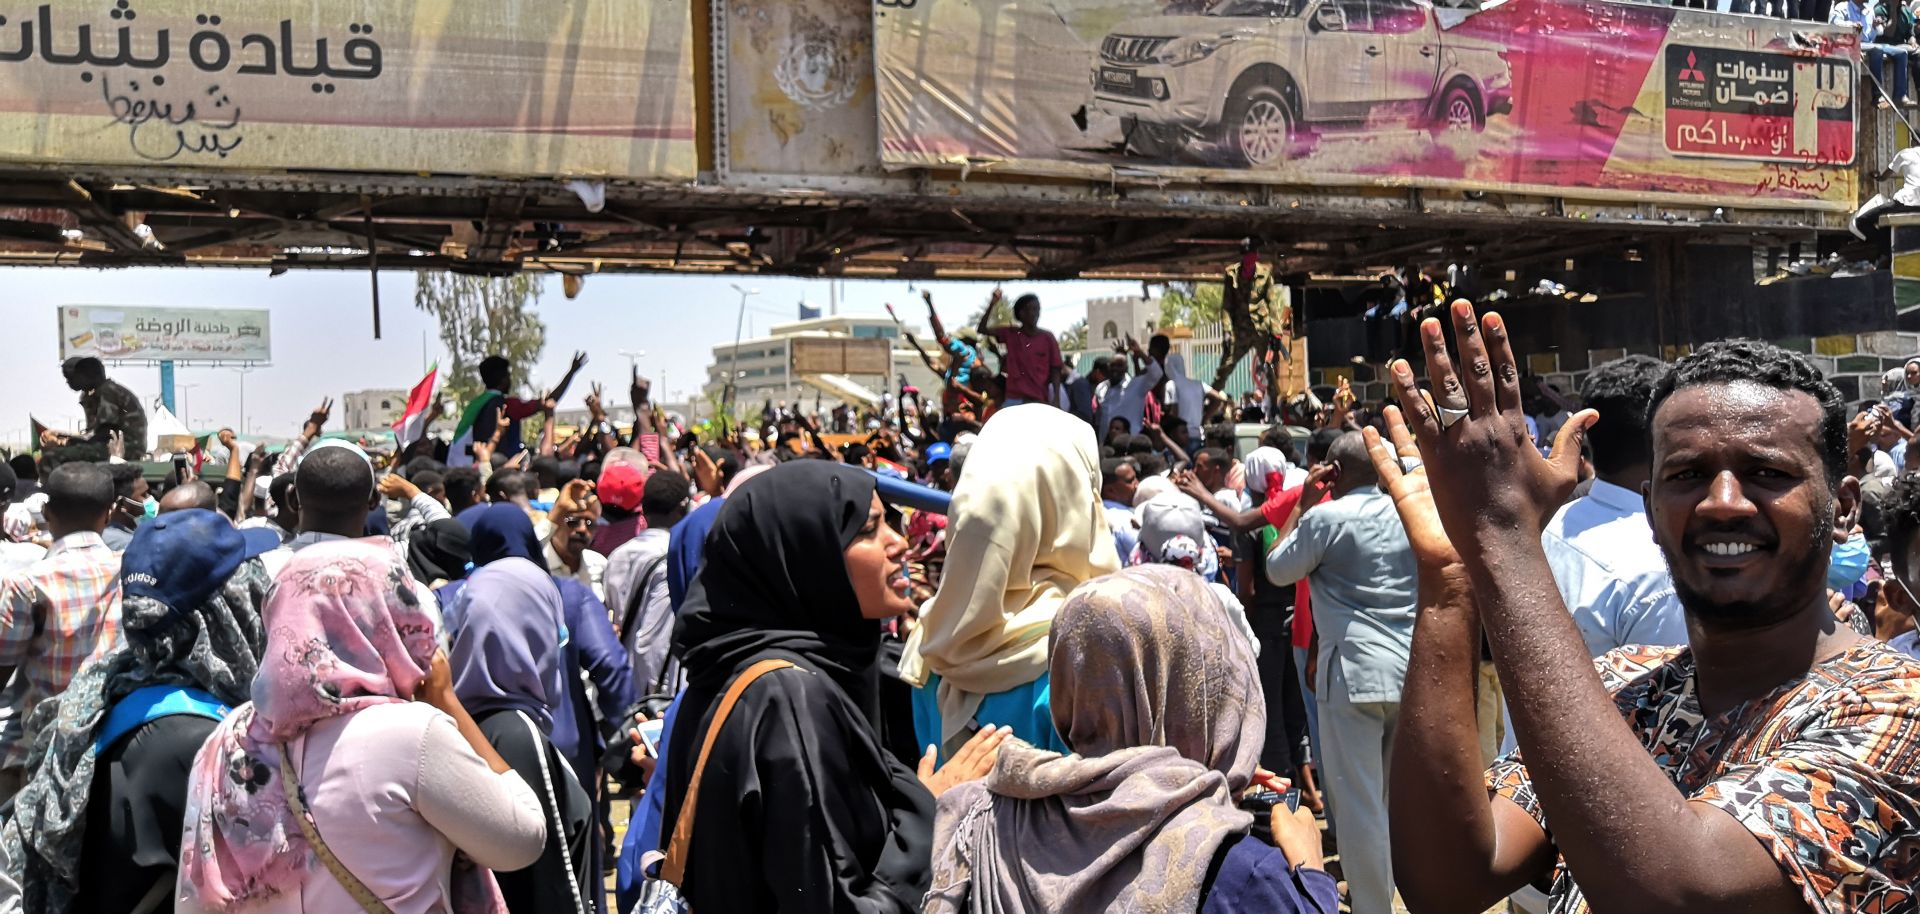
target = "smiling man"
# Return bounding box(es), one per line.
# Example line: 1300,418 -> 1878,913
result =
1379,317 -> 1920,914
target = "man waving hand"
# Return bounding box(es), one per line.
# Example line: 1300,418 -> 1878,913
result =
1378,302 -> 1918,914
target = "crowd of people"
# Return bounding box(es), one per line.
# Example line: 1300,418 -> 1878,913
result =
0,293 -> 1915,914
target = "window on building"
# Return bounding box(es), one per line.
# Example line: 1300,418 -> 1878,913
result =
1102,321 -> 1120,340
380,400 -> 391,410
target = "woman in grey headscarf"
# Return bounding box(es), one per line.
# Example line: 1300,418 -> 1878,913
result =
0,509 -> 273,914
924,565 -> 1336,914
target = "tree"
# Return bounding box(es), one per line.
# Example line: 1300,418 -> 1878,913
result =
1058,318 -> 1089,351
414,273 -> 547,405
1159,282 -> 1225,329
961,288 -> 1015,332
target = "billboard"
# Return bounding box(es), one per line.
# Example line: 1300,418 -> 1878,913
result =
58,305 -> 271,362
0,0 -> 696,180
791,337 -> 894,375
874,0 -> 1859,210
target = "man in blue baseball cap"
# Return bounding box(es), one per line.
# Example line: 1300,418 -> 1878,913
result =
0,508 -> 278,913
924,441 -> 955,492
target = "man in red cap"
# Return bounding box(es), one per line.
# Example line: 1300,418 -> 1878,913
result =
591,461 -> 648,556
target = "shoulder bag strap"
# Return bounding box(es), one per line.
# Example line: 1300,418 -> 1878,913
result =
659,658 -> 798,887
517,711 -> 591,914
278,743 -> 397,914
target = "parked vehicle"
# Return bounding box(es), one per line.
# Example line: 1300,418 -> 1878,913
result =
1090,0 -> 1514,166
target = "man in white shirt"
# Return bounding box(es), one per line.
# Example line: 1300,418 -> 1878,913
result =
1506,355 -> 1686,756
602,471 -> 691,695
1096,335 -> 1169,444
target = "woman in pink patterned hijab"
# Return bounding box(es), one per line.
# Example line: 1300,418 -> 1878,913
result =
178,540 -> 545,914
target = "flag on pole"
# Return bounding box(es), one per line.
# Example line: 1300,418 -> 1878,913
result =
28,417 -> 47,456
393,364 -> 439,447
446,389 -> 503,467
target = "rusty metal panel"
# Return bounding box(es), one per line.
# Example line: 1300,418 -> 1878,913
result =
717,0 -> 883,179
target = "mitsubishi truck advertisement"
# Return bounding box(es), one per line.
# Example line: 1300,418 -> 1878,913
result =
873,0 -> 1860,210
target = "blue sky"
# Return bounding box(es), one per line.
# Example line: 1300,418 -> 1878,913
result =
1,266 -> 1144,445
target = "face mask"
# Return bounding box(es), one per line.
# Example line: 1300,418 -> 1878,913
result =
1827,532 -> 1871,592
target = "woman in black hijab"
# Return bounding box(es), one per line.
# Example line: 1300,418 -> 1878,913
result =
408,517 -> 471,589
663,461 -> 1004,914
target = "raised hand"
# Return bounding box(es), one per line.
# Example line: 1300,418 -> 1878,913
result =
1362,405 -> 1458,568
1387,300 -> 1594,560
107,429 -> 125,461
569,351 -> 589,375
378,473 -> 420,501
303,398 -> 334,439
218,428 -> 237,451
488,404 -> 508,445
586,382 -> 606,420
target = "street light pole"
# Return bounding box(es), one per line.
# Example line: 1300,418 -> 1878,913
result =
232,366 -> 254,437
179,383 -> 200,428
725,284 -> 760,436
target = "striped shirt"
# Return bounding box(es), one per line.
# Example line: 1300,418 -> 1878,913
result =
0,531 -> 123,768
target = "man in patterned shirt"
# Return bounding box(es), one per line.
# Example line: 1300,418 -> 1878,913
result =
0,462 -> 123,800
1376,307 -> 1917,914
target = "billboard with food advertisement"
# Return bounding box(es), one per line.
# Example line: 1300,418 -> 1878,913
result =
0,0 -> 696,180
59,305 -> 271,362
873,0 -> 1860,210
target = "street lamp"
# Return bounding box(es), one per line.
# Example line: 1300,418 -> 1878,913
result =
619,349 -> 647,374
725,284 -> 760,434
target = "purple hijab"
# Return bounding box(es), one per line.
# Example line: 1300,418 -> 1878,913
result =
447,556 -> 567,731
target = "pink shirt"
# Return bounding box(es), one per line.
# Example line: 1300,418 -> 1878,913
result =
178,702 -> 545,914
989,327 -> 1063,403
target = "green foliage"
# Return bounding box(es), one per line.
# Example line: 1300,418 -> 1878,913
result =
1058,318 -> 1090,351
414,273 -> 547,406
961,289 -> 1016,332
1159,282 -> 1225,328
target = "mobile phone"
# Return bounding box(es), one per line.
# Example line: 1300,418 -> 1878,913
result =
636,718 -> 664,757
1238,785 -> 1303,844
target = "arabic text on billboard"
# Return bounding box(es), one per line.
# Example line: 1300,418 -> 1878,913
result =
0,0 -> 696,180
873,0 -> 1858,210
59,306 -> 270,362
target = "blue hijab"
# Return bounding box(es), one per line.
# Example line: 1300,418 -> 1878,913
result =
446,556 -> 566,731
666,497 -> 725,612
468,504 -> 545,565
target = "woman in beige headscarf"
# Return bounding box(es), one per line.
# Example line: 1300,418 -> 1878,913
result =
900,404 -> 1120,760
922,566 -> 1335,914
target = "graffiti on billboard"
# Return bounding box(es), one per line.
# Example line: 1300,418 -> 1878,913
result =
0,0 -> 697,180
874,0 -> 1859,209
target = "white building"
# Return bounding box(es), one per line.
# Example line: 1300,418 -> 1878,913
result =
342,388 -> 408,430
703,315 -> 945,414
1086,295 -> 1161,347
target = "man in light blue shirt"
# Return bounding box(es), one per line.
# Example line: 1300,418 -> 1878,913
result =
1503,356 -> 1687,761
1544,356 -> 1687,657
1266,431 -> 1415,914
1833,0 -> 1910,107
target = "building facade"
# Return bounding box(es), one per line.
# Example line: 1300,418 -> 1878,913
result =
342,388 -> 408,431
702,315 -> 944,414
1086,295 -> 1160,347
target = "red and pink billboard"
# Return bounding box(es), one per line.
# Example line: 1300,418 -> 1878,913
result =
874,0 -> 1860,211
